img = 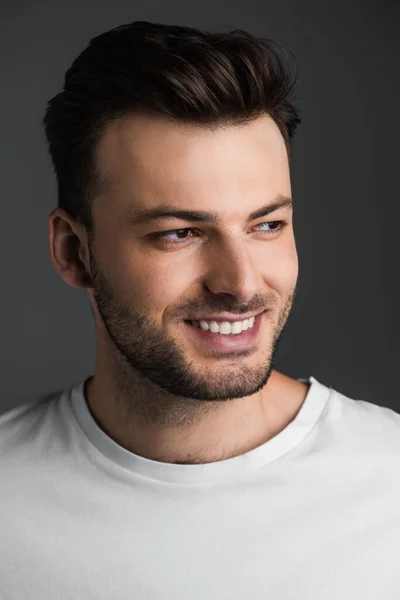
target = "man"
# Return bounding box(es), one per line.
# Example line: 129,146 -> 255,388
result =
1,20 -> 399,599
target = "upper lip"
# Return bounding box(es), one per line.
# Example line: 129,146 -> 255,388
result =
186,310 -> 265,323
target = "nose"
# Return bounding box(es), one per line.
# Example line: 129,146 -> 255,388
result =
203,236 -> 262,304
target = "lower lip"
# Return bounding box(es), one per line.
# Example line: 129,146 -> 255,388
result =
184,312 -> 265,353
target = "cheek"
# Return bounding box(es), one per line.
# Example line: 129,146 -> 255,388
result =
262,242 -> 298,292
124,258 -> 195,313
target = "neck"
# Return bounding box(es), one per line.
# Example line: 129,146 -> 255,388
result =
84,364 -> 309,465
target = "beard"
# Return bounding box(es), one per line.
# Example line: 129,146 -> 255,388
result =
88,244 -> 296,404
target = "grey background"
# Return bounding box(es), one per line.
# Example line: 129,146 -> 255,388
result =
1,0 -> 399,415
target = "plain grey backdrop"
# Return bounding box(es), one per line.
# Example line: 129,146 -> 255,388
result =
1,0 -> 399,415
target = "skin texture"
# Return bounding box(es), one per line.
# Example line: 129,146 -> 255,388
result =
48,112 -> 310,465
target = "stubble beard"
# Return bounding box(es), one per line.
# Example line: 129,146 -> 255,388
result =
88,247 -> 295,407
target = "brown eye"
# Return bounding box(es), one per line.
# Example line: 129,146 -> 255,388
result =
254,220 -> 287,234
150,228 -> 198,245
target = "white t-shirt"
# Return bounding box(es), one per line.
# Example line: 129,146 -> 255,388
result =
1,375 -> 400,599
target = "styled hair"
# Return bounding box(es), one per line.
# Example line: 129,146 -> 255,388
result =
43,20 -> 301,233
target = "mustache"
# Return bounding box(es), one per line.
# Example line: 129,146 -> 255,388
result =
178,299 -> 269,316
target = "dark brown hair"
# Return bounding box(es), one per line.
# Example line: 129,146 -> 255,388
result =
43,20 -> 301,233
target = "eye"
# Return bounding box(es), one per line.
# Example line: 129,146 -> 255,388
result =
254,220 -> 287,234
150,228 -> 198,244
149,220 -> 287,246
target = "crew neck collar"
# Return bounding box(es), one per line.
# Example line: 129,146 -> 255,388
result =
69,376 -> 330,485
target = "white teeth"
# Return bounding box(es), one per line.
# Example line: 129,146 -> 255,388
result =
194,316 -> 256,335
230,321 -> 243,334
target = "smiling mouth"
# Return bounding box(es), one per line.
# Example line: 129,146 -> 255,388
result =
185,316 -> 256,335
182,311 -> 265,352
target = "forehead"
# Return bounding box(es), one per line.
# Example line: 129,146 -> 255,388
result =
95,113 -> 290,207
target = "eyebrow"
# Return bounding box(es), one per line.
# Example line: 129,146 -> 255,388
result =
128,194 -> 293,226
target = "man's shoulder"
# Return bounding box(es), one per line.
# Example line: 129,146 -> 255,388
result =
332,383 -> 400,422
0,389 -> 67,457
326,383 -> 400,452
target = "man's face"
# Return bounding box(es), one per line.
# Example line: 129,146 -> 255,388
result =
87,113 -> 298,401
